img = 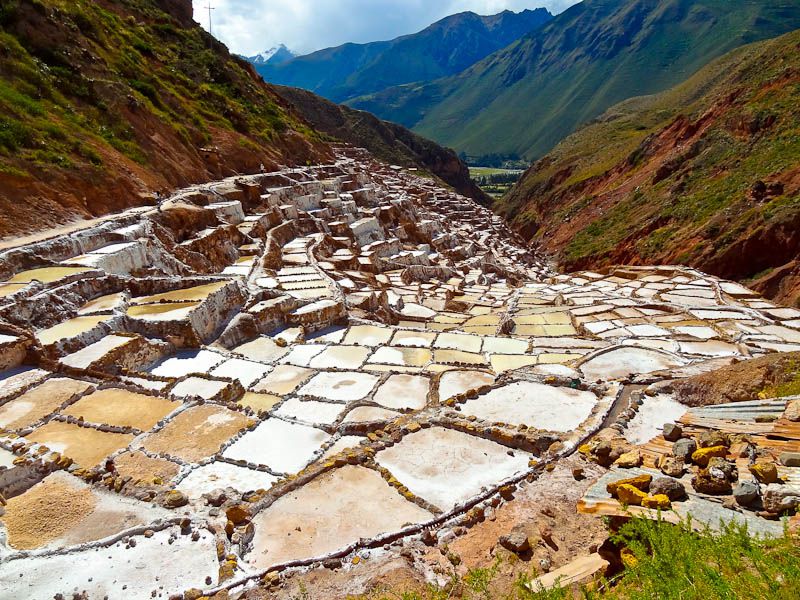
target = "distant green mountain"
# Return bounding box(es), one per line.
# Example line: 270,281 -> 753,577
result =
350,0 -> 800,162
250,9 -> 551,103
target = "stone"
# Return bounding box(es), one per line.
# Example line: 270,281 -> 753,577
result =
762,484 -> 800,514
642,494 -> 671,510
206,488 -> 227,507
673,438 -> 697,462
163,490 -> 188,509
659,456 -> 685,478
614,450 -> 643,468
784,400 -> 800,422
650,477 -> 687,501
698,430 -> 728,448
733,481 -> 760,507
499,526 -> 531,554
748,461 -> 779,485
691,469 -> 732,495
225,504 -> 252,525
779,452 -> 800,467
616,484 -> 647,506
184,590 -> 203,600
691,445 -> 728,467
606,474 -> 652,496
707,457 -> 738,481
663,423 -> 683,442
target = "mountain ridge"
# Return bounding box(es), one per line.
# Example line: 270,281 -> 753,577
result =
250,8 -> 552,103
350,0 -> 800,162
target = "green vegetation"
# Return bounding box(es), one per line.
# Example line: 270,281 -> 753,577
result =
350,0 -> 800,161
470,167 -> 523,198
359,517 -> 800,600
0,0 -> 319,179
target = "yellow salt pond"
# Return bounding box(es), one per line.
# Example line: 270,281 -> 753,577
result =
126,302 -> 200,321
130,281 -> 228,305
78,292 -> 126,315
0,283 -> 26,297
36,316 -> 109,346
7,266 -> 91,284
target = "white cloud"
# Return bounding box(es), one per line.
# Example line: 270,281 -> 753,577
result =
191,0 -> 580,56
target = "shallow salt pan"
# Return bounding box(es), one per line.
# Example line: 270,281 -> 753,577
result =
580,347 -> 684,381
274,397 -> 346,425
246,465 -> 432,569
461,381 -> 597,432
148,349 -> 226,378
0,527 -> 218,600
177,461 -> 278,498
372,374 -> 429,410
624,394 -> 688,445
297,371 -> 379,401
376,427 -> 531,510
438,370 -> 495,401
223,418 -> 329,474
210,357 -> 272,387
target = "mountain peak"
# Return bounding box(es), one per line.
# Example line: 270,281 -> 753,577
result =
248,44 -> 296,66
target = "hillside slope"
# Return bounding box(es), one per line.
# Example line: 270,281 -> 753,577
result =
253,9 -> 551,103
498,30 -> 800,305
351,0 -> 800,162
0,0 -> 331,238
273,86 -> 490,204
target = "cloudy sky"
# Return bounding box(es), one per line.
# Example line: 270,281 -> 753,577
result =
191,1 -> 579,56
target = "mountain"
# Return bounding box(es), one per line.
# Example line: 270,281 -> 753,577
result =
272,85 -> 490,204
0,0 -> 482,238
250,8 -> 552,103
497,29 -> 800,305
0,0 -> 328,238
246,44 -> 296,66
350,0 -> 800,162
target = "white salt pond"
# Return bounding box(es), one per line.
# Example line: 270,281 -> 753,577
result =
223,418 -> 329,474
148,349 -> 225,378
438,370 -> 495,401
0,527 -> 219,600
274,397 -> 346,425
461,381 -> 598,432
376,427 -> 531,510
580,347 -> 684,381
297,371 -> 379,401
624,393 -> 689,445
373,374 -> 429,410
246,465 -> 432,569
177,461 -> 278,498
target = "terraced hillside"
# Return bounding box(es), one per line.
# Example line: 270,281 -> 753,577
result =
499,30 -> 800,306
351,0 -> 800,162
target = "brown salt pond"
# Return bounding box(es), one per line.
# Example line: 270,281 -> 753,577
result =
0,378 -> 94,430
0,471 -> 165,550
62,388 -> 179,430
26,421 -> 134,468
142,405 -> 251,462
246,465 -> 433,569
112,450 -> 180,486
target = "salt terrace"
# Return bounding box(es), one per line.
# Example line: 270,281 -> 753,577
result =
0,147 -> 797,598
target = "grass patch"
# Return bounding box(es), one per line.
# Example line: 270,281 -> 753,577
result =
360,517 -> 799,600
